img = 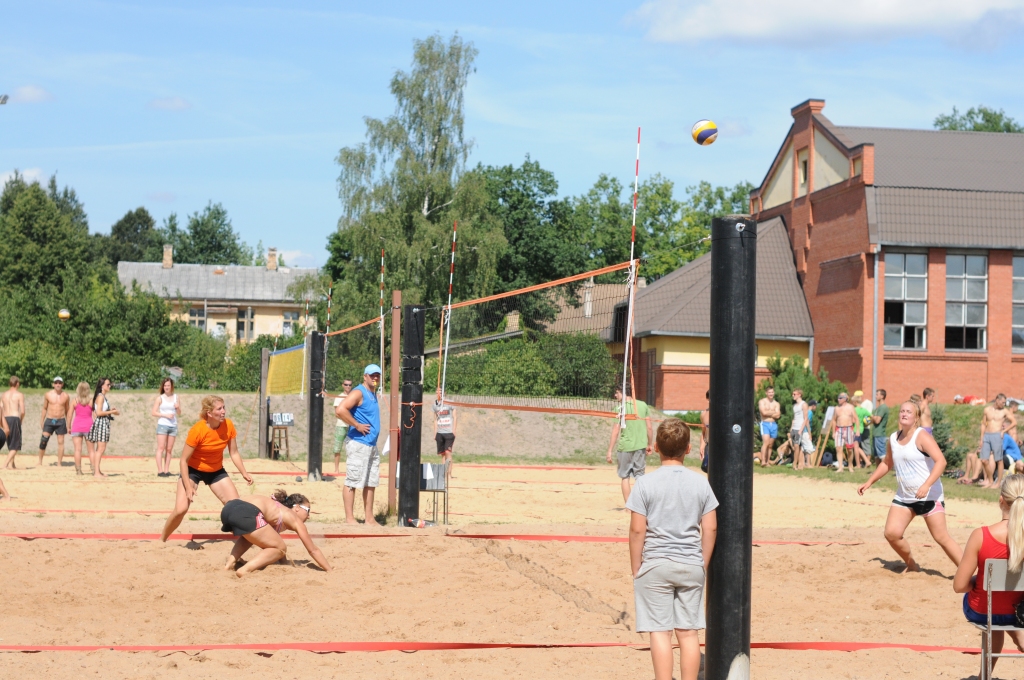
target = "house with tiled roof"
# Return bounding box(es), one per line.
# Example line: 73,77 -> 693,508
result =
118,246 -> 317,343
626,217 -> 814,411
749,99 -> 1024,402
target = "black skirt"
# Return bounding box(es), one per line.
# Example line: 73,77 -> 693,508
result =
220,499 -> 264,536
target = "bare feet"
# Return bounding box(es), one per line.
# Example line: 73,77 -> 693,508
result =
365,518 -> 381,527
93,472 -> 107,478
345,518 -> 359,525
904,559 -> 921,573
224,556 -> 238,571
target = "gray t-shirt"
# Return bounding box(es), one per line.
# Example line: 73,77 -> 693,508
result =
625,466 -> 719,567
432,401 -> 455,434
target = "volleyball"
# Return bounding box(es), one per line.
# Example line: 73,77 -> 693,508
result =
691,119 -> 718,146
58,309 -> 71,321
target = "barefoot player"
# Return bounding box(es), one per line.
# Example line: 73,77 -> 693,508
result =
2,377 -> 24,469
757,387 -> 780,467
220,490 -> 331,577
38,377 -> 71,466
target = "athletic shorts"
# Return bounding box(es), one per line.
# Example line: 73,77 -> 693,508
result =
156,424 -> 178,436
435,433 -> 455,454
892,499 -> 945,517
981,432 -> 1004,462
5,416 -> 22,451
834,425 -> 855,450
873,436 -> 887,459
345,439 -> 380,489
42,418 -> 67,437
187,466 -> 229,487
617,449 -> 646,479
633,559 -> 706,632
759,421 -> 778,439
333,425 -> 349,455
220,499 -> 267,536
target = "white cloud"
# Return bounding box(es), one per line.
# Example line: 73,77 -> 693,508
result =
148,96 -> 191,111
9,85 -> 54,103
0,168 -> 44,185
631,0 -> 1024,42
278,249 -> 316,267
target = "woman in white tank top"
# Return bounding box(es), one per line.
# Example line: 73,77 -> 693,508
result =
858,400 -> 963,572
151,378 -> 181,477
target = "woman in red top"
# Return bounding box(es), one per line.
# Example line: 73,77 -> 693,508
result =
160,396 -> 253,541
954,473 -> 1024,673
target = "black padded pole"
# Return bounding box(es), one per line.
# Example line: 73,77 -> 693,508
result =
306,331 -> 325,481
705,215 -> 756,680
398,305 -> 425,526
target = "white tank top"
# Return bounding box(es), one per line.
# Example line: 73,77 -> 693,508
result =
889,428 -> 943,503
158,393 -> 178,428
791,401 -> 805,431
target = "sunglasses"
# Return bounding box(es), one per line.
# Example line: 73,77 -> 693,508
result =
343,383 -> 352,387
298,505 -> 310,514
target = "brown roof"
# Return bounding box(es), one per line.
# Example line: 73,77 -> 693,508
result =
631,217 -> 813,339
546,283 -> 625,342
811,112 -> 1024,248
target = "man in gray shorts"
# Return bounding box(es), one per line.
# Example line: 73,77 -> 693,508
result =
628,418 -> 718,680
980,393 -> 1016,488
606,387 -> 653,503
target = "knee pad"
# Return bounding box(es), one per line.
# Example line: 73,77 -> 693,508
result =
39,434 -> 50,450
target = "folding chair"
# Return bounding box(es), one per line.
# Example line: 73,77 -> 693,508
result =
419,461 -> 449,525
969,558 -> 1024,680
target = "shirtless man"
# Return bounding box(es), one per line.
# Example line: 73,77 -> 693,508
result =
980,394 -> 1016,488
2,377 -> 25,469
38,376 -> 71,466
920,388 -> 935,434
790,389 -> 812,470
757,387 -> 781,467
832,392 -> 858,473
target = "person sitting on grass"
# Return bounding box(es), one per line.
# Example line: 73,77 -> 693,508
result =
954,474 -> 1024,677
220,490 -> 332,578
960,447 -> 984,485
628,418 -> 718,680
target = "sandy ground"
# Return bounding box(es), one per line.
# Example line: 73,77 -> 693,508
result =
0,457 -> 1007,679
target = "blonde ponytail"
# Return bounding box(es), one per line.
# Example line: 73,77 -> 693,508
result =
1001,474 -> 1024,572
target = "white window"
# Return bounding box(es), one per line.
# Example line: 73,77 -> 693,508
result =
188,307 -> 205,331
283,311 -> 300,337
1014,256 -> 1024,350
884,252 -> 927,349
237,308 -> 253,343
946,254 -> 987,350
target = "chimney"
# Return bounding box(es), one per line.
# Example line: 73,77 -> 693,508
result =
162,244 -> 173,269
637,277 -> 647,289
266,247 -> 278,271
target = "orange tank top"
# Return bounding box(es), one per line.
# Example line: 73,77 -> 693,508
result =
185,418 -> 236,472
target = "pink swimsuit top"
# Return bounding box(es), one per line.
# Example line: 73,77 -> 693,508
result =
256,501 -> 286,533
71,403 -> 93,433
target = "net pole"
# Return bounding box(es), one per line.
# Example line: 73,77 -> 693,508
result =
322,281 -> 332,397
619,127 -> 640,425
439,221 -> 458,404
379,247 -> 385,396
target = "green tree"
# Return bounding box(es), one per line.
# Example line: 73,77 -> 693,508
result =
328,33 -> 505,323
97,207 -> 161,264
178,202 -> 253,265
934,105 -> 1024,133
0,174 -> 92,290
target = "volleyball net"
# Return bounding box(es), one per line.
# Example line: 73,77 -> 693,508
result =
323,313 -> 391,397
266,341 -> 307,396
429,260 -> 639,418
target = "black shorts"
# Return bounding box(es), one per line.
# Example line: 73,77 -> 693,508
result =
187,466 -> 229,487
220,499 -> 264,536
435,433 -> 455,454
892,499 -> 945,516
42,418 -> 67,436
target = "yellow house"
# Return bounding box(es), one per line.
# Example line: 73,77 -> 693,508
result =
627,217 -> 814,411
117,246 -> 316,343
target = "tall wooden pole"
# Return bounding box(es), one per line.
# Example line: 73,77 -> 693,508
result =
306,331 -> 325,481
398,304 -> 425,526
388,290 -> 401,515
258,348 -> 269,459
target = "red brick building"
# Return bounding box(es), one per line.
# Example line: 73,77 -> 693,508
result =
750,99 -> 1024,404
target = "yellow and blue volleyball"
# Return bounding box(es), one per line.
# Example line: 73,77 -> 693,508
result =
691,119 -> 718,146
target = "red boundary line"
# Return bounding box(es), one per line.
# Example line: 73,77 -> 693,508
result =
0,640 -> 1002,655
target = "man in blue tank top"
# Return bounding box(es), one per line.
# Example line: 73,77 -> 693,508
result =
335,364 -> 382,525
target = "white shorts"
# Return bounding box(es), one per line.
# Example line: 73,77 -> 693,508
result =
345,439 -> 380,489
633,559 -> 706,632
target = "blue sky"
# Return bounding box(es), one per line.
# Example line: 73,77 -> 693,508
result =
3,0 -> 1024,267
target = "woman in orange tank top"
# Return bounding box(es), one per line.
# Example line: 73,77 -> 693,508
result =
954,474 -> 1024,676
160,396 -> 253,541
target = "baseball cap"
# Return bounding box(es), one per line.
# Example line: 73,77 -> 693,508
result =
853,390 -> 863,397
53,376 -> 64,383
363,364 -> 382,376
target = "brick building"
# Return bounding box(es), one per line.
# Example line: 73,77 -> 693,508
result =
749,99 -> 1024,403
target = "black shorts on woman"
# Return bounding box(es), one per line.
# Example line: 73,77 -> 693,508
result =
187,466 -> 229,486
220,499 -> 263,535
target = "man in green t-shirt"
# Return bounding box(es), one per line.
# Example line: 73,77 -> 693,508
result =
606,387 -> 654,503
871,389 -> 889,462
